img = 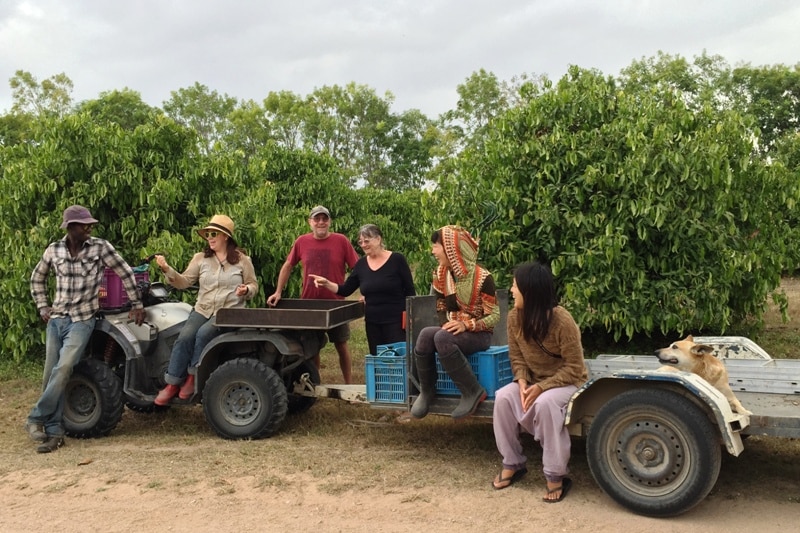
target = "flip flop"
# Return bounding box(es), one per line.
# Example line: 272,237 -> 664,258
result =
543,477 -> 572,503
492,467 -> 528,490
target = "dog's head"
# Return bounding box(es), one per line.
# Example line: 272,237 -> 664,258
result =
654,335 -> 715,370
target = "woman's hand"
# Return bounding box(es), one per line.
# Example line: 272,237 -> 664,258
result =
235,284 -> 249,297
155,254 -> 169,273
442,320 -> 467,335
519,381 -> 542,412
309,274 -> 328,287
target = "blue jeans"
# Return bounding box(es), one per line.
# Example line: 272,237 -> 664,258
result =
164,310 -> 222,385
28,316 -> 96,437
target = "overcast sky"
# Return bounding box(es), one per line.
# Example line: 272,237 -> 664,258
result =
1,0 -> 798,118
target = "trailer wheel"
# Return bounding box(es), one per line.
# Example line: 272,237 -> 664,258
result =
287,359 -> 320,414
203,358 -> 288,439
64,359 -> 124,438
587,387 -> 721,517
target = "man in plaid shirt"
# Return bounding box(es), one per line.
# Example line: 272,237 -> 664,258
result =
26,205 -> 146,453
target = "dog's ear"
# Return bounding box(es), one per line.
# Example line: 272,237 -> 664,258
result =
684,334 -> 694,343
691,344 -> 714,357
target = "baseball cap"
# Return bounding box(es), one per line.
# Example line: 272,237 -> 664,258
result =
309,205 -> 331,218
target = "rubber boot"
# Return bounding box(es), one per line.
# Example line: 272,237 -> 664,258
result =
410,351 -> 437,419
178,374 -> 195,400
154,384 -> 180,406
439,348 -> 487,419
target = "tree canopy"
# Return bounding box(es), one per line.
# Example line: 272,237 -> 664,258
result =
1,51 -> 799,363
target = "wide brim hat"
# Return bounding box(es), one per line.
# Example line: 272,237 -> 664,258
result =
61,204 -> 99,229
198,214 -> 236,242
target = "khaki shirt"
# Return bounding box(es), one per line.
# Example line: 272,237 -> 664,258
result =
164,252 -> 258,318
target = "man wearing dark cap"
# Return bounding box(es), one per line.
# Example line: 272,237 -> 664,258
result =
26,205 -> 146,453
267,205 -> 359,383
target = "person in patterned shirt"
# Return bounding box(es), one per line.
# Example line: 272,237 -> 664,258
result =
411,225 -> 500,420
26,205 -> 145,453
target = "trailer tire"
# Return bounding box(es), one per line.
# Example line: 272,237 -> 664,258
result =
64,359 -> 124,438
587,387 -> 721,517
203,358 -> 288,440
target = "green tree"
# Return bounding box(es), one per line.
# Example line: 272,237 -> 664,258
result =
9,70 -> 74,117
0,112 -> 202,362
434,66 -> 799,339
162,82 -> 238,155
76,88 -> 159,130
726,63 -> 800,153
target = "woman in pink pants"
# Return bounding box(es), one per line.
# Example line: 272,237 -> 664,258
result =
491,261 -> 587,502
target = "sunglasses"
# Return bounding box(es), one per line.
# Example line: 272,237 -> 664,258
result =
202,230 -> 222,239
82,223 -> 96,231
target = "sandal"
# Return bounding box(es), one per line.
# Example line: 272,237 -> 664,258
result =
492,467 -> 528,490
543,477 -> 572,503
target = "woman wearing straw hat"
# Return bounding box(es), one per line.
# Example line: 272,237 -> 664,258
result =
153,215 -> 258,405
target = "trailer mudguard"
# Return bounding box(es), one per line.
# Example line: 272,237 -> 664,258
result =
565,370 -> 748,456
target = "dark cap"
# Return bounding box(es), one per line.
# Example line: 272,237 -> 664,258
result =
61,205 -> 99,229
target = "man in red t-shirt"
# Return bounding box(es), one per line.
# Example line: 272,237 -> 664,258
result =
267,206 -> 359,383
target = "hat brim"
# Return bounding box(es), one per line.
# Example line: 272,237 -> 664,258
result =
61,217 -> 99,229
198,224 -> 235,242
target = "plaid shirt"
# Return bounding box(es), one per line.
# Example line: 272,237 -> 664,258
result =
30,236 -> 142,322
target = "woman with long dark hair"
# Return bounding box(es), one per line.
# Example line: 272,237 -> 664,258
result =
491,261 -> 587,502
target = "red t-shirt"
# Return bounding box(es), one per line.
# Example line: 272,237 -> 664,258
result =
287,233 -> 359,299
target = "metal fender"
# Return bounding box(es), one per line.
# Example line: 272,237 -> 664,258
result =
565,370 -> 748,456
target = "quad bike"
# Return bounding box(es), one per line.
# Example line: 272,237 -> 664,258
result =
63,259 -> 364,440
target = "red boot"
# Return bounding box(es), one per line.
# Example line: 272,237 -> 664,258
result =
178,375 -> 195,400
154,384 -> 180,406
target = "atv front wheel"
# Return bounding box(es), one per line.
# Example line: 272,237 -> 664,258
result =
64,358 -> 124,438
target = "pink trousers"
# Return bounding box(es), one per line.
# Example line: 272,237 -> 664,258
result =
492,381 -> 577,482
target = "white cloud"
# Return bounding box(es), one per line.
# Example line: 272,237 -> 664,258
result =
1,0 -> 798,117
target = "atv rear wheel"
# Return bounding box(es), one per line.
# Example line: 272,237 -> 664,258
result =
203,358 -> 288,439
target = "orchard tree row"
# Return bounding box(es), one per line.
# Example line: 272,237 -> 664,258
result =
1,51 -> 799,362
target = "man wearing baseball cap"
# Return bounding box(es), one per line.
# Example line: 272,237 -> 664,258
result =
26,205 -> 146,453
267,205 -> 359,383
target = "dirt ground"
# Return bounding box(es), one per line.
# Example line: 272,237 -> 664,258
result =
2,279 -> 800,532
1,414 -> 798,533
1,462 -> 798,533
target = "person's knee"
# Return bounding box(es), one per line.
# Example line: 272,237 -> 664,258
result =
432,329 -> 456,353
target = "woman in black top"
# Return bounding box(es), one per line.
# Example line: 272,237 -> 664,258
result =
310,224 -> 416,355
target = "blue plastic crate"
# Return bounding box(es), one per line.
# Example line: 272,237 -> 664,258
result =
375,342 -> 407,357
435,346 -> 512,399
366,351 -> 407,404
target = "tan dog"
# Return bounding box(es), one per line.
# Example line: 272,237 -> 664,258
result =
655,335 -> 751,415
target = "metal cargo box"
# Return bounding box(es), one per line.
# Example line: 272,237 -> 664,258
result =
215,299 -> 364,330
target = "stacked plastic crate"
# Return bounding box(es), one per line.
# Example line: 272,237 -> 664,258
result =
365,342 -> 513,405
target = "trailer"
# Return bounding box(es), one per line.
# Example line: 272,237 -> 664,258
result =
304,294 -> 800,517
